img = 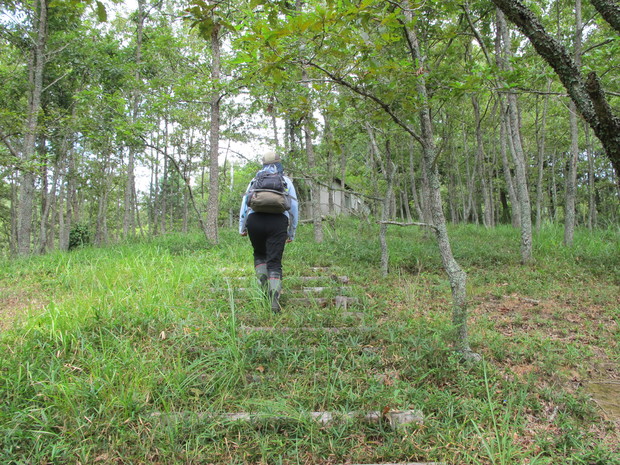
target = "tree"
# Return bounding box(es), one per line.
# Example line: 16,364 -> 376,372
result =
491,0 -> 620,186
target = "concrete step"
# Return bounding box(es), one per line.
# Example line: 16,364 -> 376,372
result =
205,296 -> 360,309
151,409 -> 422,430
240,325 -> 374,334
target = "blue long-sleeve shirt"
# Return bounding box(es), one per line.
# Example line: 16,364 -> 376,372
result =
239,166 -> 299,240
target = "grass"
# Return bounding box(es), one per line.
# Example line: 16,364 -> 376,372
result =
0,219 -> 619,464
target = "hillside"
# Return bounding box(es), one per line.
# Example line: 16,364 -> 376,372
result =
1,221 -> 619,464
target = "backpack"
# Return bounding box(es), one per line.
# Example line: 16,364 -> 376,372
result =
246,171 -> 293,214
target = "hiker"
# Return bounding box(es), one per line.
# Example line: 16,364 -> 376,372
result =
239,151 -> 299,312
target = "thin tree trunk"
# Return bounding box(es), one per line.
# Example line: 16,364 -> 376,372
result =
472,94 -> 493,227
58,180 -> 65,250
271,97 -> 279,149
339,142 -> 347,212
18,0 -> 48,255
39,153 -> 60,253
304,104 -> 323,242
499,112 -> 520,227
402,179 -> 413,223
366,124 -> 393,276
10,175 -> 18,255
551,150 -> 558,221
408,144 -> 424,220
497,9 -> 533,263
206,18 -> 222,244
403,4 -> 476,358
60,147 -> 76,251
161,121 -> 169,234
123,0 -> 144,238
95,153 -> 111,246
564,0 -> 583,247
464,133 -> 478,224
324,114 -> 335,215
585,123 -> 597,229
535,80 -> 551,230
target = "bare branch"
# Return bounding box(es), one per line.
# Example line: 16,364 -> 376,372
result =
0,130 -> 20,159
378,220 -> 438,232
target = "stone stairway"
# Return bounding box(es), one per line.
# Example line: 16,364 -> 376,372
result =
154,267 -> 438,464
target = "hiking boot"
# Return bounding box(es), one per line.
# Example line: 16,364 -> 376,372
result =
255,262 -> 268,292
268,271 -> 282,313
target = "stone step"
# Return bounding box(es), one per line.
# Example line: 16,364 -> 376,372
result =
235,312 -> 366,324
287,296 -> 359,309
240,325 -> 373,334
208,286 -> 351,294
299,275 -> 350,284
151,409 -> 422,430
225,275 -> 350,284
341,463 -> 445,465
205,296 -> 360,309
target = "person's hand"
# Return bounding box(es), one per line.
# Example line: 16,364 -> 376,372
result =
240,231 -> 247,236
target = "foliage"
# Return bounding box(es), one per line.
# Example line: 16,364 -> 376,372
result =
68,221 -> 92,250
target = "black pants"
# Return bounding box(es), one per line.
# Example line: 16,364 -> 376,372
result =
246,212 -> 288,275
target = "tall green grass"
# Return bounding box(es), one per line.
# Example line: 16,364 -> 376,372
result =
1,220 -> 618,464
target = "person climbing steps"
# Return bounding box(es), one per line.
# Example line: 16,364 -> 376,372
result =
239,150 -> 298,313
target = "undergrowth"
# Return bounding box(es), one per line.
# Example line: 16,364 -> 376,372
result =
0,219 -> 618,464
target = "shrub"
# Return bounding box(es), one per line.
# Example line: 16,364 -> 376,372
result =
68,222 -> 92,250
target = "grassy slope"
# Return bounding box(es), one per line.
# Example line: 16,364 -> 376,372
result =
0,220 -> 618,464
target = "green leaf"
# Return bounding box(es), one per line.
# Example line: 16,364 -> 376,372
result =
96,1 -> 107,22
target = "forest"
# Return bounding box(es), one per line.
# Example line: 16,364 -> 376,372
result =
0,0 -> 618,259
1,1 -> 619,463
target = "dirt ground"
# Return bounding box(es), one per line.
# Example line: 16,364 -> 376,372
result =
473,293 -> 620,453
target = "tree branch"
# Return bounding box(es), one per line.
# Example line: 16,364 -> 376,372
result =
378,220 -> 439,232
491,0 -> 620,182
589,0 -> 620,33
141,137 -> 210,233
305,61 -> 424,146
0,130 -> 20,159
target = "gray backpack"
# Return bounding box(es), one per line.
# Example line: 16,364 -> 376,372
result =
246,171 -> 293,214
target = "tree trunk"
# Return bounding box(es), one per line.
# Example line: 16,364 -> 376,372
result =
564,0 -> 583,247
366,124 -> 393,276
497,9 -> 533,263
585,124 -> 597,229
322,113 -> 335,215
161,122 -> 169,235
499,112 -> 520,227
408,145 -> 424,220
464,129 -> 477,224
39,152 -> 60,253
18,0 -> 48,255
10,175 -> 18,255
95,153 -> 111,246
124,0 -> 145,239
535,80 -> 551,230
271,97 -> 279,149
206,20 -> 222,244
472,94 -> 493,227
402,180 -> 413,223
550,150 -> 558,221
304,104 -> 323,242
339,142 -> 348,213
403,4 -> 476,358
